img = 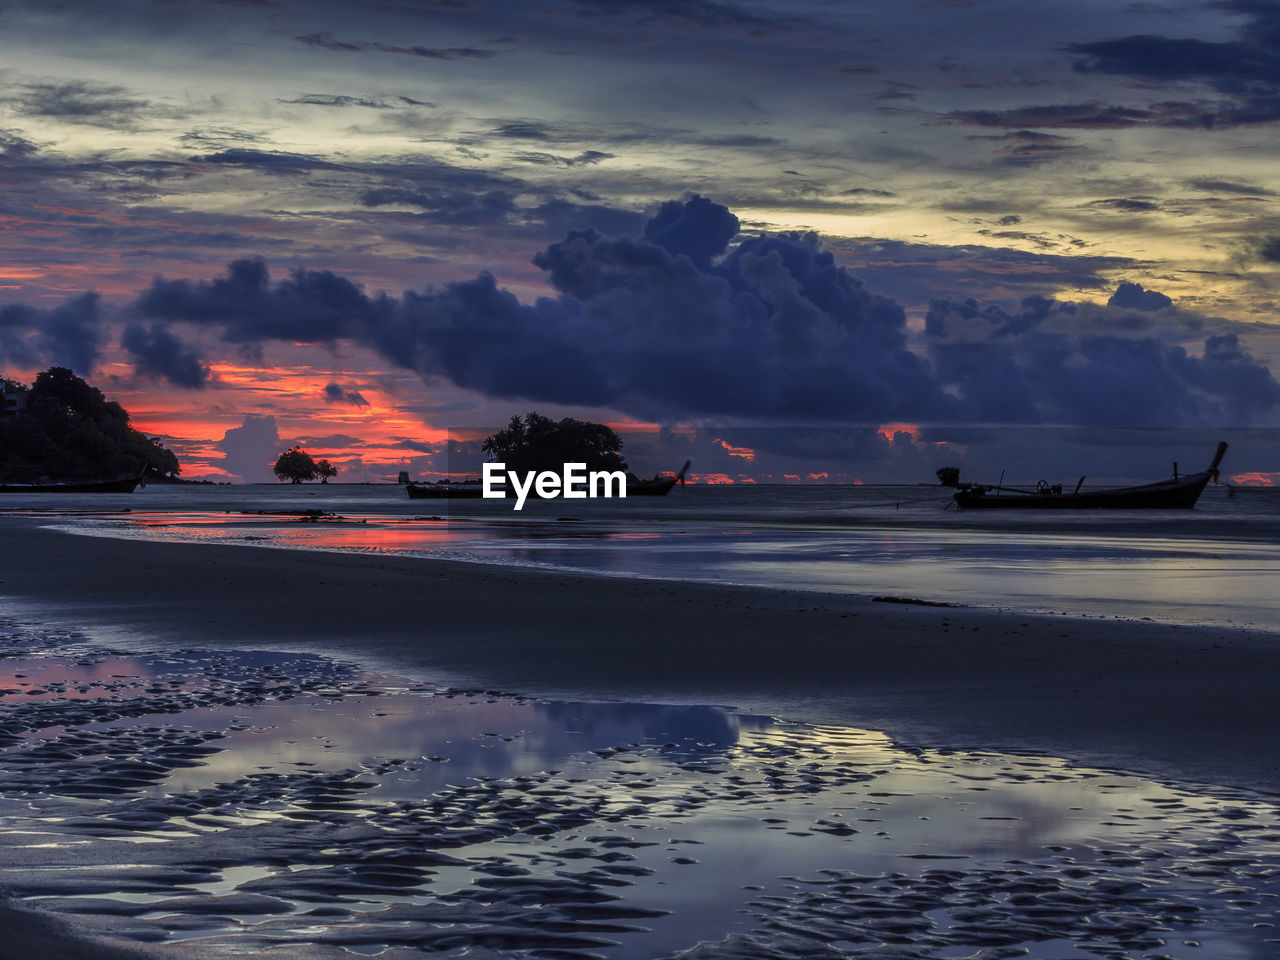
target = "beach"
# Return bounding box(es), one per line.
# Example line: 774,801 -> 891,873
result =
1,510 -> 1278,958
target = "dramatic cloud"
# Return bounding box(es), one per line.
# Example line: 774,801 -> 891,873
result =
925,293 -> 1280,425
129,197 -> 1280,427
1108,281 -> 1172,311
217,414 -> 285,483
0,293 -> 101,374
120,323 -> 209,388
323,382 -> 369,406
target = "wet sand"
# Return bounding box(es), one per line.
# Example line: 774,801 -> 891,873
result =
1,519 -> 1276,793
0,635 -> 1277,959
2,518 -> 1280,958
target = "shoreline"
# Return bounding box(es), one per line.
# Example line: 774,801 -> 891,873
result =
1,519 -> 1278,794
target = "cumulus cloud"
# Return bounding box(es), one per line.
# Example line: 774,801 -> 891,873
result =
217,414 -> 285,483
126,196 -> 1280,426
924,294 -> 1280,425
1108,281 -> 1172,311
120,322 -> 209,388
0,292 -> 101,374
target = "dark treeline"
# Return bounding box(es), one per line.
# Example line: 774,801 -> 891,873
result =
0,367 -> 180,482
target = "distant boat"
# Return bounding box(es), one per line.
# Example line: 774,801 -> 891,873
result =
405,461 -> 691,500
0,474 -> 143,494
946,442 -> 1227,510
404,478 -> 484,499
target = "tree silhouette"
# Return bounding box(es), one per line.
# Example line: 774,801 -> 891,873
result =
0,367 -> 179,482
315,459 -> 338,483
274,447 -> 319,483
481,412 -> 627,474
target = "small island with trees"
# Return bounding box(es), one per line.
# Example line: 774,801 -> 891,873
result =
405,412 -> 688,500
274,446 -> 338,484
0,367 -> 181,489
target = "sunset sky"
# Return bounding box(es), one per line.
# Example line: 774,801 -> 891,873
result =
3,0 -> 1280,481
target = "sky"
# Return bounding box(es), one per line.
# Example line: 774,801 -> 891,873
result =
3,0 -> 1280,482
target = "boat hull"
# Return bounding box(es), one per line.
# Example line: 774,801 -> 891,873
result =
405,483 -> 483,499
953,473 -> 1212,509
0,476 -> 142,494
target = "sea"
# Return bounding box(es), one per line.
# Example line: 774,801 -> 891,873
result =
8,479 -> 1280,629
5,484 -> 1280,958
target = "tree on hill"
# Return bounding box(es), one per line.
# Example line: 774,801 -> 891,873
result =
274,447 -> 320,483
0,367 -> 180,482
481,412 -> 628,475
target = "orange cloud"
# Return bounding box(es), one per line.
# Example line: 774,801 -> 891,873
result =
1229,472 -> 1280,486
715,438 -> 756,460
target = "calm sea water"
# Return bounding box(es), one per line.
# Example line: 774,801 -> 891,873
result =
9,480 -> 1279,629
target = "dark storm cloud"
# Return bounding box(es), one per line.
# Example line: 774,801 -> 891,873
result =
120,322 -> 210,388
1109,281 -> 1173,311
925,292 -> 1280,425
128,197 -> 1280,426
0,293 -> 101,374
323,382 -> 369,406
135,257 -> 373,344
295,33 -> 500,60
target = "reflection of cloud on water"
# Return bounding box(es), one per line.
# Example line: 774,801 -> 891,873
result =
1,639 -> 1279,958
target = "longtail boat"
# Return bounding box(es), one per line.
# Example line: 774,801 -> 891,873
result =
0,474 -> 143,494
946,442 -> 1226,510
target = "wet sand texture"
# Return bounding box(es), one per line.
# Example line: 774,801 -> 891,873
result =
1,636 -> 1277,959
1,521 -> 1277,793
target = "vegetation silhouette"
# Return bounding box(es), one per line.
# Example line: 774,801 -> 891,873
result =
0,367 -> 180,482
481,412 -> 628,475
273,446 -> 338,484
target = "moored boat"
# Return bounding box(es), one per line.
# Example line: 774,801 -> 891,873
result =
947,442 -> 1227,510
405,479 -> 484,499
0,474 -> 143,494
